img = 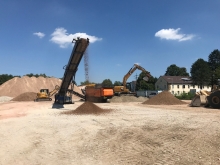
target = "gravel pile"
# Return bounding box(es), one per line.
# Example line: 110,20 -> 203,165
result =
61,101 -> 113,115
142,91 -> 186,105
110,96 -> 148,103
11,92 -> 37,101
0,96 -> 13,103
0,76 -> 83,98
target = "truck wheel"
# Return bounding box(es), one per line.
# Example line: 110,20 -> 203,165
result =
208,91 -> 220,109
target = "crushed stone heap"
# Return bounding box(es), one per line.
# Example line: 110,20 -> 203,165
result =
11,92 -> 37,101
142,91 -> 187,105
110,96 -> 148,103
61,101 -> 112,115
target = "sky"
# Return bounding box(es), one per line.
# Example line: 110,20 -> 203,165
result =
0,0 -> 220,85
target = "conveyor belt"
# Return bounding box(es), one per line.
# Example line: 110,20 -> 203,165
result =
55,38 -> 89,104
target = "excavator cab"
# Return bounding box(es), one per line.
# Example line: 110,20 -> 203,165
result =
40,89 -> 49,94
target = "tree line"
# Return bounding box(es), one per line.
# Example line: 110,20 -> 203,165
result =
81,49 -> 220,90
1,49 -> 219,90
0,73 -> 50,85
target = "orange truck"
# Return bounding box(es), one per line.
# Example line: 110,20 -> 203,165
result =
85,84 -> 114,102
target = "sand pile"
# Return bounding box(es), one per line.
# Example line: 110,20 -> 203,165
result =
0,76 -> 83,98
61,101 -> 112,115
11,92 -> 37,101
110,96 -> 148,103
142,91 -> 186,105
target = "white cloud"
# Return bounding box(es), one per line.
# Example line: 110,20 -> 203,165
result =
33,32 -> 45,38
50,27 -> 102,48
155,28 -> 195,41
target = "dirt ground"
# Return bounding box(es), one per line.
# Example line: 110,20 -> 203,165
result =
1,99 -> 220,165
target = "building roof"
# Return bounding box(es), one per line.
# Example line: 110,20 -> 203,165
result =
160,76 -> 192,84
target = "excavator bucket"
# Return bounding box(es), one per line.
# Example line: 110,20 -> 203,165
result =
190,95 -> 208,107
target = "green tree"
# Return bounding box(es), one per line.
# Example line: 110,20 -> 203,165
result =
165,64 -> 189,76
80,80 -> 94,85
24,73 -> 49,78
190,58 -> 211,89
208,49 -> 220,87
0,74 -> 20,85
136,72 -> 157,90
113,81 -> 122,86
102,79 -> 113,87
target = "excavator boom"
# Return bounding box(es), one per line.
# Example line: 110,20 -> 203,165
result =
122,64 -> 151,87
113,64 -> 151,96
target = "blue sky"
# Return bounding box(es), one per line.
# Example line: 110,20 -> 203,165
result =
0,0 -> 219,85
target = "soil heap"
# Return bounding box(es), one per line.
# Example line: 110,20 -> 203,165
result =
110,96 -> 148,103
61,101 -> 112,115
142,91 -> 186,105
0,76 -> 83,98
11,92 -> 37,101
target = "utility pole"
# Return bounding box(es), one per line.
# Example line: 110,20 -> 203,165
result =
134,73 -> 138,80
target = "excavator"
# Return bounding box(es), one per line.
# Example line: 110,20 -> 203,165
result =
113,64 -> 151,96
35,85 -> 60,101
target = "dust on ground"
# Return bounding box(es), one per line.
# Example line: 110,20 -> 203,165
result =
1,101 -> 220,165
110,95 -> 148,103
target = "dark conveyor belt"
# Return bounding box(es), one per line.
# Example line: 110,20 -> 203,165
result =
55,38 -> 89,104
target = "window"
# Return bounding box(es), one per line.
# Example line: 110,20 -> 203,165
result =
182,85 -> 185,89
177,85 -> 179,88
172,84 -> 174,88
172,91 -> 174,94
177,91 -> 180,95
188,85 -> 190,88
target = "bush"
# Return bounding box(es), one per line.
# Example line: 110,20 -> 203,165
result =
175,92 -> 195,100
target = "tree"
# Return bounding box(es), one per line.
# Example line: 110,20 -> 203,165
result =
165,64 -> 189,76
0,74 -> 21,85
190,58 -> 211,89
208,49 -> 220,87
113,81 -> 122,86
135,72 -> 157,90
80,80 -> 95,85
102,79 -> 113,87
24,73 -> 49,78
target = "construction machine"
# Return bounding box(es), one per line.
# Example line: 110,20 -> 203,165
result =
35,85 -> 60,101
113,64 -> 151,96
84,84 -> 114,103
55,37 -> 89,104
190,85 -> 220,109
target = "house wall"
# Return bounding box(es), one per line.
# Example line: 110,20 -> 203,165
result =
155,76 -> 211,95
155,77 -> 168,90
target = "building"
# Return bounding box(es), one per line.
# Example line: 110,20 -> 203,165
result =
155,76 -> 211,95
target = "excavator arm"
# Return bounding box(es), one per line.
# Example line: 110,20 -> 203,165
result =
122,64 -> 151,87
48,85 -> 60,97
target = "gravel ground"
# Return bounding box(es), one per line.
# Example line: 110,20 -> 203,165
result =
0,96 -> 13,103
1,100 -> 220,165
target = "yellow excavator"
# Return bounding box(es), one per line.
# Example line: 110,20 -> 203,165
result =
113,64 -> 151,96
34,85 -> 60,101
